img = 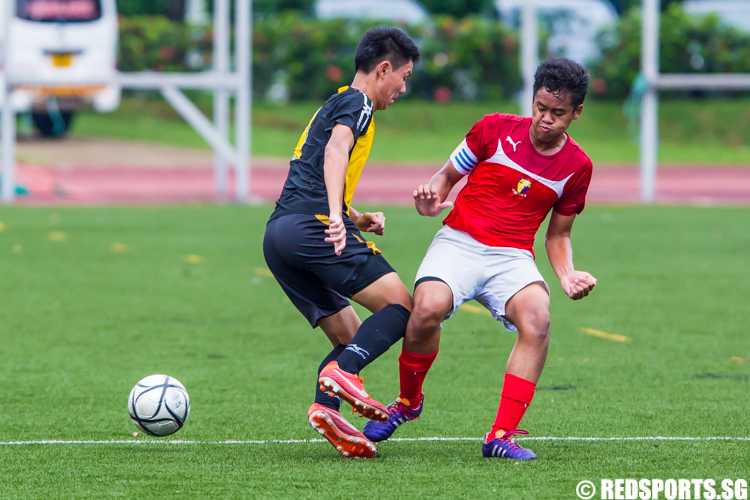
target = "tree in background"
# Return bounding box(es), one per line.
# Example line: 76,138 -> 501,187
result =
609,0 -> 684,15
252,0 -> 314,14
419,0 -> 492,17
202,0 -> 315,16
119,0 -> 315,18
118,0 -> 186,20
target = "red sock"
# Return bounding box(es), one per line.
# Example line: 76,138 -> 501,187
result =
490,374 -> 536,439
399,349 -> 438,404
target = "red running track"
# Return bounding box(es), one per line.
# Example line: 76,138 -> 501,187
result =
10,163 -> 750,206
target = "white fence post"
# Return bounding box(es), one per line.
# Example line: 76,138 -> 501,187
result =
235,0 -> 251,203
640,0 -> 660,203
213,0 -> 230,196
1,0 -> 15,205
520,0 -> 538,117
640,88 -> 658,203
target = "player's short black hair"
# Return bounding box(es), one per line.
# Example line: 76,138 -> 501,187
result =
354,27 -> 420,74
533,58 -> 590,109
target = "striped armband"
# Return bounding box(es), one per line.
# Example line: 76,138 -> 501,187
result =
450,139 -> 478,175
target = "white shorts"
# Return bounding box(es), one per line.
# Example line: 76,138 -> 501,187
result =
415,226 -> 549,332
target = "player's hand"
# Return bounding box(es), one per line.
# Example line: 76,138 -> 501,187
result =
325,215 -> 347,256
355,212 -> 386,235
413,185 -> 453,217
561,271 -> 597,300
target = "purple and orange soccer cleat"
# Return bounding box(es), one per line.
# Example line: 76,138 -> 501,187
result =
318,361 -> 389,421
482,429 -> 537,460
363,394 -> 423,442
307,403 -> 377,459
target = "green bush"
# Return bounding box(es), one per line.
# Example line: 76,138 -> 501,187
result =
609,0 -> 684,15
253,13 -> 522,101
118,16 -> 211,72
419,0 -> 493,17
118,14 -> 523,101
117,0 -> 187,20
409,16 -> 522,100
589,4 -> 750,99
252,15 -> 361,100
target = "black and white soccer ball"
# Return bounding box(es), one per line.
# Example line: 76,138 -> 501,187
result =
128,375 -> 190,437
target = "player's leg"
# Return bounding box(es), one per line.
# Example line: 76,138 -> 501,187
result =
483,282 -> 549,460
314,307 -> 361,412
308,308 -> 382,458
503,282 -> 551,383
264,215 -> 377,457
363,279 -> 453,441
319,270 -> 413,421
401,279 -> 453,401
364,226 -> 483,441
335,271 -> 413,373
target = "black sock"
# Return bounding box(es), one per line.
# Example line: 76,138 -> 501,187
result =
336,304 -> 411,375
314,344 -> 347,411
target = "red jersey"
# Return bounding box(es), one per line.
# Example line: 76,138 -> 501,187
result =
444,113 -> 592,254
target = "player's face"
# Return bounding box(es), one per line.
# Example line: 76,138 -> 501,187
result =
530,87 -> 583,143
377,60 -> 414,110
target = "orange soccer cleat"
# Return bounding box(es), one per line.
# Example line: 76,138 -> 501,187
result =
318,361 -> 389,421
307,403 -> 377,459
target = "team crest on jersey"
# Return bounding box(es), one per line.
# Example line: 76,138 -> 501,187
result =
512,178 -> 533,198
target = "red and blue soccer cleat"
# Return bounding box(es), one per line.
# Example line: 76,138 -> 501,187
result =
318,361 -> 389,421
307,403 -> 377,458
363,394 -> 423,442
482,429 -> 537,460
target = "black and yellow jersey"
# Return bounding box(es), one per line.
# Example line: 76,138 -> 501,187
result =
270,86 -> 375,222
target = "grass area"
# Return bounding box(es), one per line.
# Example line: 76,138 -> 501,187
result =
0,204 -> 749,498
72,96 -> 750,165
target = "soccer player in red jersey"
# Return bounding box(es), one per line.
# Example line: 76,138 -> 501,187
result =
363,58 -> 597,459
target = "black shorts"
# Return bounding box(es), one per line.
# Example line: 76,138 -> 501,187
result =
263,214 -> 395,327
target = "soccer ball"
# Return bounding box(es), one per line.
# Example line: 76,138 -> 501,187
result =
128,374 -> 190,437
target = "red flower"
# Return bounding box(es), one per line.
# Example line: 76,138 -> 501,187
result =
434,87 -> 452,103
592,78 -> 607,94
159,46 -> 175,62
325,65 -> 343,82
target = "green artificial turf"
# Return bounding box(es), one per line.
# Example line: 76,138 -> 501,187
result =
0,205 -> 748,498
71,96 -> 750,165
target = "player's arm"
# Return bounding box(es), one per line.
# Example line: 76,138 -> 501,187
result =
413,160 -> 464,217
350,207 -> 386,236
324,124 -> 355,255
545,212 -> 597,300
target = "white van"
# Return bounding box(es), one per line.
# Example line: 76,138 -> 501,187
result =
0,0 -> 120,136
494,0 -> 618,65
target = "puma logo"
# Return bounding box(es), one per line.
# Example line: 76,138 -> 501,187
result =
506,136 -> 521,152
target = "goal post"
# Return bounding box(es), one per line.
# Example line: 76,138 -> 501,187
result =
640,0 -> 750,203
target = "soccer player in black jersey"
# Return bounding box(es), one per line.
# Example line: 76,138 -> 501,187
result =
263,27 -> 420,458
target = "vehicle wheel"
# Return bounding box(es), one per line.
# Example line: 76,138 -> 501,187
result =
32,110 -> 75,138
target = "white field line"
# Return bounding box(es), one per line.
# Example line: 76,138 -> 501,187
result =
1,437 -> 749,446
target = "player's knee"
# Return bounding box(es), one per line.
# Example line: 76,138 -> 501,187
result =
392,288 -> 414,312
411,302 -> 445,330
517,309 -> 551,343
408,301 -> 445,341
379,273 -> 413,311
